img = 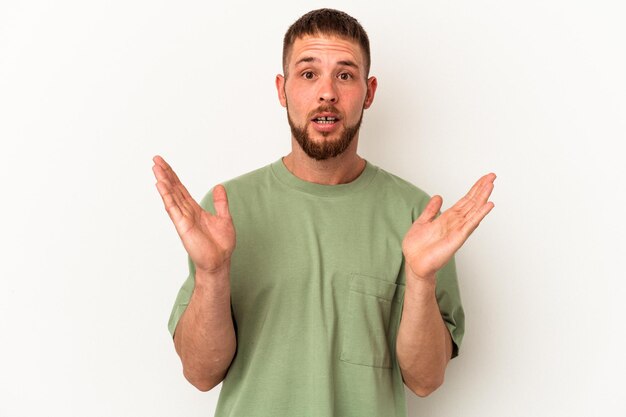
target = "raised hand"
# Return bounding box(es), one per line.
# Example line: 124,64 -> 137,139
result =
152,155 -> 236,273
402,173 -> 496,282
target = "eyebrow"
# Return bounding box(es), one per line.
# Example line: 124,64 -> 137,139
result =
295,56 -> 359,69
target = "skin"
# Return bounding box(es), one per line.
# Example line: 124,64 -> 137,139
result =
153,34 -> 496,396
152,156 -> 236,391
275,35 -> 377,185
397,173 -> 495,396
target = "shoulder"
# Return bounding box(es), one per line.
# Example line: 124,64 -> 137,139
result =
198,163 -> 274,212
370,164 -> 432,216
223,163 -> 274,192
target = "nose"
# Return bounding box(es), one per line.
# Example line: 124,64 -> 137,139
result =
318,77 -> 338,103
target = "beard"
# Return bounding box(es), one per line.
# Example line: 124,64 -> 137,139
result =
287,104 -> 364,161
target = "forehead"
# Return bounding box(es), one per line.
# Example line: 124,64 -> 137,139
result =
288,35 -> 365,67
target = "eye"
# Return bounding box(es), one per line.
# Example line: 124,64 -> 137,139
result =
302,71 -> 315,80
338,72 -> 353,81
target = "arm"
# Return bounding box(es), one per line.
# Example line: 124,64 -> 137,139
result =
174,265 -> 236,391
396,272 -> 453,397
153,155 -> 237,391
397,173 -> 496,397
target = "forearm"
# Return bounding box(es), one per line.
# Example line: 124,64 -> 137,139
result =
396,271 -> 452,397
174,265 -> 236,391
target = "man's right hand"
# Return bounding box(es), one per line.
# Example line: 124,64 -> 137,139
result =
152,155 -> 236,274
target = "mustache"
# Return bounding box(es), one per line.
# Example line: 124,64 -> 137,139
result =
307,105 -> 341,118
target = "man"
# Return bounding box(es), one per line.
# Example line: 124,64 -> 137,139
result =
153,8 -> 495,417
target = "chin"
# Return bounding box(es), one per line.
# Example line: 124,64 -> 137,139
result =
309,129 -> 341,141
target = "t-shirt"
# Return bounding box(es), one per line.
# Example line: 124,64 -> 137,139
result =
168,158 -> 464,417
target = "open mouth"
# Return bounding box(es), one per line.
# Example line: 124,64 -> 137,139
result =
313,116 -> 337,124
311,113 -> 340,125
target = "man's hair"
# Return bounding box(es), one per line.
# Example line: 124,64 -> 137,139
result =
282,8 -> 371,78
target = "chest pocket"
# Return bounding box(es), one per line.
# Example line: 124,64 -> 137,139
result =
340,273 -> 405,369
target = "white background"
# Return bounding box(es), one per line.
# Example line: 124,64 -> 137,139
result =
1,1 -> 625,416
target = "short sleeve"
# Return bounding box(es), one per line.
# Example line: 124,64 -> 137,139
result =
435,256 -> 465,358
166,188 -> 215,338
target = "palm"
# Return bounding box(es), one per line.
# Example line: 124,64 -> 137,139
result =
175,198 -> 235,272
153,155 -> 235,273
402,173 -> 496,280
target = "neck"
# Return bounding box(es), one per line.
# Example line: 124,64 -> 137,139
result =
283,138 -> 365,185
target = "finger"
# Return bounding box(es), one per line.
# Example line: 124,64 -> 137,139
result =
156,181 -> 184,223
153,161 -> 200,212
462,201 -> 495,235
152,162 -> 165,181
153,155 -> 182,185
213,184 -> 232,219
416,195 -> 443,224
465,172 -> 497,201
153,155 -> 172,171
153,156 -> 179,184
461,176 -> 486,202
161,162 -> 193,199
475,180 -> 495,206
455,173 -> 496,215
152,161 -> 179,188
154,171 -> 196,218
459,180 -> 494,213
155,178 -> 184,213
155,175 -> 186,210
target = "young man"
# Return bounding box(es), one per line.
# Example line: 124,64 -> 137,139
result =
153,8 -> 495,417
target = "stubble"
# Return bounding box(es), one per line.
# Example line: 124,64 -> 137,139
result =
286,104 -> 364,161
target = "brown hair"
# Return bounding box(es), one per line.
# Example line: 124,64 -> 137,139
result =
282,8 -> 371,77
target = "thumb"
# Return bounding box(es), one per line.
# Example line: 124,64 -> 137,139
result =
416,195 -> 443,224
212,184 -> 231,219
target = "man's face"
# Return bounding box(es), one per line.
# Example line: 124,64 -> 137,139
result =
276,35 -> 377,160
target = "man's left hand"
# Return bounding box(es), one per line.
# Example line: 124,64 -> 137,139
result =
402,173 -> 496,283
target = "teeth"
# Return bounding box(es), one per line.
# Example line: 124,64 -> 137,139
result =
315,116 -> 336,123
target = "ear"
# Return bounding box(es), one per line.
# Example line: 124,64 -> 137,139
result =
275,74 -> 287,107
363,76 -> 378,109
